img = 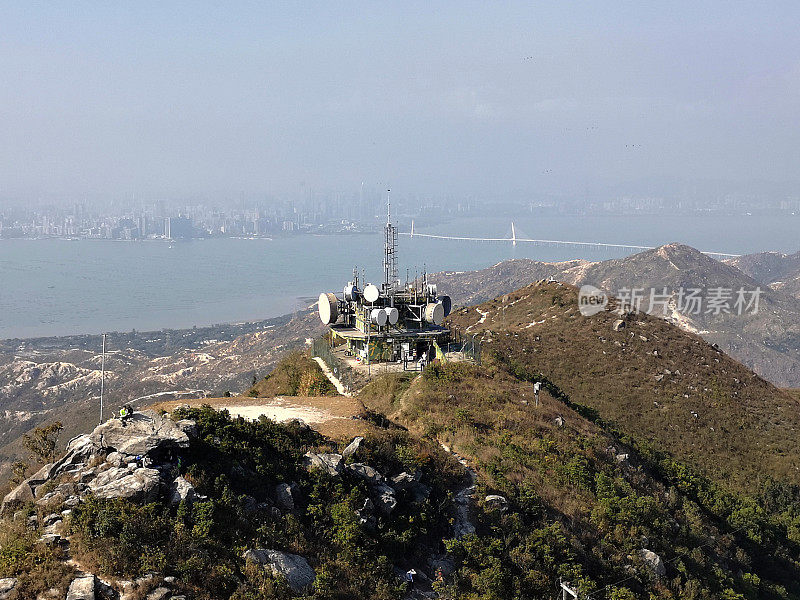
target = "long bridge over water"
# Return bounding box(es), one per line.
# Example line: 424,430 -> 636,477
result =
401,220 -> 740,259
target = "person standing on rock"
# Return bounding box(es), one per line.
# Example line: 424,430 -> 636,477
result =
119,404 -> 132,426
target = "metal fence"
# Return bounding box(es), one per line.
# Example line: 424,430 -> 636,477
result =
310,338 -> 356,393
445,327 -> 482,365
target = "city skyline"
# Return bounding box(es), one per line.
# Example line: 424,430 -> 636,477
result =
2,2 -> 799,203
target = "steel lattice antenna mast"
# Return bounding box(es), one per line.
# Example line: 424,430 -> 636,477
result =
383,189 -> 398,298
99,333 -> 106,423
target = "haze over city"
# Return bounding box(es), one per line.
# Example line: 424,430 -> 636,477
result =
2,2 -> 800,204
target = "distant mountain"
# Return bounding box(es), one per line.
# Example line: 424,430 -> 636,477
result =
431,244 -> 800,387
727,250 -> 800,299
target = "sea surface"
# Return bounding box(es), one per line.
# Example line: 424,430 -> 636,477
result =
1,213 -> 797,339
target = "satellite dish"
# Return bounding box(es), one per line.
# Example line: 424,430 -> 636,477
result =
440,295 -> 452,317
318,292 -> 339,325
371,308 -> 388,326
363,284 -> 380,303
424,302 -> 445,325
386,306 -> 399,325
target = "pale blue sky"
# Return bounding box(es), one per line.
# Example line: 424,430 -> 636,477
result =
1,2 -> 798,201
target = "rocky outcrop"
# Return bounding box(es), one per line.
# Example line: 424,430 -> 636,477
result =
2,411 -> 197,513
89,410 -> 189,456
88,467 -> 161,503
484,494 -> 509,512
243,549 -> 316,592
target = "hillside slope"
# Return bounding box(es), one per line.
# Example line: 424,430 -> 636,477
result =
5,350 -> 800,599
445,279 -> 800,493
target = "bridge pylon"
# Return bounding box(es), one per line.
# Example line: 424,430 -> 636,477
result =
511,221 -> 516,246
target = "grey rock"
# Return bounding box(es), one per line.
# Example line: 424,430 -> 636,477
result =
355,498 -> 376,528
373,483 -> 397,517
347,463 -> 384,484
243,549 -> 316,592
169,476 -> 196,506
39,533 -> 61,547
303,452 -> 343,476
2,481 -> 34,508
175,419 -> 198,439
391,471 -> 430,503
274,483 -> 295,511
43,520 -> 62,535
0,578 -> 17,600
27,462 -> 57,488
43,512 -> 61,526
88,467 -> 160,503
484,494 -> 509,512
105,452 -> 125,468
390,471 -> 419,490
89,410 -> 189,457
341,436 -> 363,459
146,588 -> 170,600
35,491 -> 65,507
639,549 -> 666,577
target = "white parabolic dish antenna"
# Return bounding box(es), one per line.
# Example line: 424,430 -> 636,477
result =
424,302 -> 445,325
386,306 -> 399,325
318,292 -> 339,325
371,307 -> 388,326
363,284 -> 380,303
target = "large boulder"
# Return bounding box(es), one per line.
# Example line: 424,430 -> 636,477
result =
341,437 -> 363,459
2,481 -> 34,509
243,549 -> 315,592
484,494 -> 509,512
175,419 -> 198,440
274,483 -> 295,511
88,467 -> 161,503
89,410 -> 189,457
169,476 -> 196,506
0,578 -> 17,600
639,549 -> 666,577
391,471 -> 431,504
347,463 -> 384,484
66,574 -> 96,600
303,452 -> 343,476
372,484 -> 397,517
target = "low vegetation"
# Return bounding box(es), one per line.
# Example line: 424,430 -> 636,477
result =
248,350 -> 338,398
63,405 -> 462,599
369,358 -> 800,599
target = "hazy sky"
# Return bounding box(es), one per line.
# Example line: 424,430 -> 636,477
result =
1,2 -> 799,202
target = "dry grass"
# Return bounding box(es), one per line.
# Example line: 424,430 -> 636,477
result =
445,280 -> 800,494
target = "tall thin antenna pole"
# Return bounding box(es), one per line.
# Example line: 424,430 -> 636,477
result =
99,333 -> 106,423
